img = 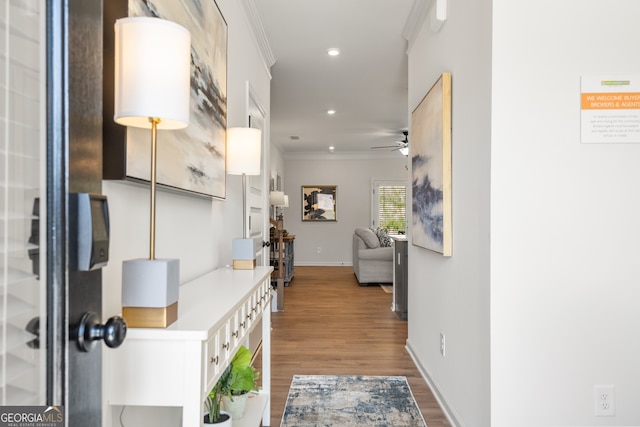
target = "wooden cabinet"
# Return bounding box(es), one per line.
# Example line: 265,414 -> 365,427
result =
106,267 -> 273,426
393,237 -> 408,320
270,234 -> 295,285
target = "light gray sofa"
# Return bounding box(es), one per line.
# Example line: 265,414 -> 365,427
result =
352,227 -> 393,285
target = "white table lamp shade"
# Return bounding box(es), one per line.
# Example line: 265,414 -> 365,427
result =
114,17 -> 191,130
227,127 -> 262,175
269,191 -> 285,206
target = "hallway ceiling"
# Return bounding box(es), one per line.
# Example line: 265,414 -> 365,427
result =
254,0 -> 415,156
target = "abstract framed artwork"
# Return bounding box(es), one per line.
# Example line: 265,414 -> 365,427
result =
302,185 -> 337,221
103,0 -> 227,199
411,72 -> 452,256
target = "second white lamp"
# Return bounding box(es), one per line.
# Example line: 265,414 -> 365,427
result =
227,127 -> 262,269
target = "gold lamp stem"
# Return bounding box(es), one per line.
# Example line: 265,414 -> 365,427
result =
149,117 -> 161,260
242,173 -> 248,239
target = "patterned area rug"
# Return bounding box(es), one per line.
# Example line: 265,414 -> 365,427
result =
280,375 -> 427,427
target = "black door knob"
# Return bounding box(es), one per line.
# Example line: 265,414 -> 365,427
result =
263,240 -> 271,247
74,312 -> 127,352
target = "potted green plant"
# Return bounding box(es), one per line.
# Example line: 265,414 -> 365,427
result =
221,346 -> 259,420
203,364 -> 232,426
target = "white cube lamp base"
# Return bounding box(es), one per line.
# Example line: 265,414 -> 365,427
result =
232,238 -> 256,270
122,258 -> 179,328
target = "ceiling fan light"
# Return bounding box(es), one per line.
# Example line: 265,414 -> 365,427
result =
399,146 -> 409,156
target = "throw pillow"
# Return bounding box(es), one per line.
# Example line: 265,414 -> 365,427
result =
371,227 -> 393,247
355,227 -> 380,248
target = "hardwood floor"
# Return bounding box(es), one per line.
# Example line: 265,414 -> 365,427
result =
259,265 -> 450,426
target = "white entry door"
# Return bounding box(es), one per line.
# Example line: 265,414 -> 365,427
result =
245,83 -> 269,355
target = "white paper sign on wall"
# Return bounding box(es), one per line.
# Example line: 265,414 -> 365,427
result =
581,76 -> 640,143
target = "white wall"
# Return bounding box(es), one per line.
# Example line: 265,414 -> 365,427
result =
408,0 -> 640,426
102,1 -> 271,425
270,143 -> 285,190
406,0 -> 492,425
491,1 -> 640,426
283,154 -> 407,265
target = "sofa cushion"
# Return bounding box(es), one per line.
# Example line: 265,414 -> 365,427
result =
355,227 -> 380,248
371,227 -> 393,247
359,246 -> 393,261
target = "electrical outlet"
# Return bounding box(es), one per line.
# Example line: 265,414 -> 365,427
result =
440,331 -> 446,357
594,385 -> 615,417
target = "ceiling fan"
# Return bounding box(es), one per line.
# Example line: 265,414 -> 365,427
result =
371,131 -> 409,155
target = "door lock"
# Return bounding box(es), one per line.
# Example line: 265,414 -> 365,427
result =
73,312 -> 127,352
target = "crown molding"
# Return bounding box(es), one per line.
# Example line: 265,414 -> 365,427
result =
240,0 -> 276,77
283,150 -> 408,161
402,0 -> 431,51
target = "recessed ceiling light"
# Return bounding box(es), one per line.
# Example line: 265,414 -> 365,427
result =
327,109 -> 336,115
327,48 -> 340,56
328,146 -> 335,152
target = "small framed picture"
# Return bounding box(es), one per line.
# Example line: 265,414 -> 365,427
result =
301,185 -> 337,221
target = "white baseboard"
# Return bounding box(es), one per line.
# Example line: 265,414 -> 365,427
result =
405,339 -> 463,427
295,262 -> 353,267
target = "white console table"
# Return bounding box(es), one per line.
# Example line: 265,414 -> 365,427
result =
107,266 -> 273,426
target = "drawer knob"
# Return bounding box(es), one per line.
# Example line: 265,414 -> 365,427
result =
222,342 -> 230,350
210,355 -> 218,365
240,321 -> 246,328
232,330 -> 239,338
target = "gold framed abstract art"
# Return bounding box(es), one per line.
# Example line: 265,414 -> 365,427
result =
410,72 -> 452,256
103,0 -> 228,199
302,185 -> 337,221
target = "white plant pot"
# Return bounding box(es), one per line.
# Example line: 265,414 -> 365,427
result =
203,410 -> 232,426
222,393 -> 249,420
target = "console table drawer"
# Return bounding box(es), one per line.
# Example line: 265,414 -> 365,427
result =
231,308 -> 242,347
204,330 -> 221,394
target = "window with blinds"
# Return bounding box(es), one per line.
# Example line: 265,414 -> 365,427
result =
0,0 -> 44,406
374,183 -> 407,235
